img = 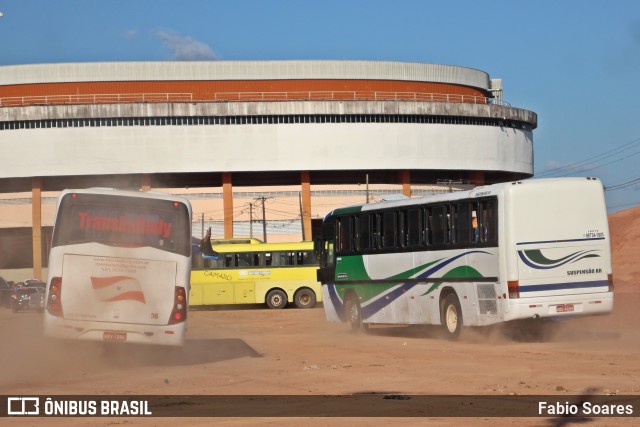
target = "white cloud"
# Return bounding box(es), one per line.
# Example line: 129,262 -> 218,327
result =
123,29 -> 138,41
154,29 -> 218,61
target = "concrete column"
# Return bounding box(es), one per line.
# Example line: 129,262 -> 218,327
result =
140,173 -> 151,191
400,170 -> 411,197
31,177 -> 42,280
469,171 -> 485,186
300,171 -> 312,241
222,172 -> 233,239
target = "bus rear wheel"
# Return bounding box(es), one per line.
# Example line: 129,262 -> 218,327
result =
344,295 -> 363,331
441,294 -> 463,339
266,289 -> 287,309
294,288 -> 316,309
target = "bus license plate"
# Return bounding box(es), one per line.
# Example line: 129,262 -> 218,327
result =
556,304 -> 574,313
103,331 -> 127,342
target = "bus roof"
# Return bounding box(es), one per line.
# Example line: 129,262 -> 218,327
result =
211,240 -> 313,253
325,177 -> 604,217
211,238 -> 263,245
58,187 -> 191,204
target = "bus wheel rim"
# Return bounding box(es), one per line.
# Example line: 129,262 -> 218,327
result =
350,303 -> 359,324
446,305 -> 458,333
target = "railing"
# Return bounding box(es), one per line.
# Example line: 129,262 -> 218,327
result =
0,91 -> 510,108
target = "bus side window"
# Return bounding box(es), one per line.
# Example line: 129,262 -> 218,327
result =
271,252 -> 282,266
286,251 -> 295,265
479,199 -> 498,243
337,216 -> 354,253
371,214 -> 381,251
264,252 -> 272,266
237,253 -> 251,267
406,208 -> 423,247
429,206 -> 447,245
223,253 -> 234,268
192,253 -> 204,269
358,214 -> 372,251
398,209 -> 407,247
381,210 -> 397,249
472,208 -> 479,243
203,257 -> 218,269
303,250 -> 317,265
423,207 -> 431,246
453,202 -> 472,245
272,251 -> 294,266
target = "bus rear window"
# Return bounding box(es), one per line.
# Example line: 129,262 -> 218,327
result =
52,193 -> 190,255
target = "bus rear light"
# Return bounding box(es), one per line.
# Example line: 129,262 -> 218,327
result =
507,280 -> 520,299
168,286 -> 187,325
608,274 -> 614,292
47,276 -> 64,317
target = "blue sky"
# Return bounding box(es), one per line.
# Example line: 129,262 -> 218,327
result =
1,0 -> 639,212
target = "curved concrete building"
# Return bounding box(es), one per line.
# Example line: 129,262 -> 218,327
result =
0,60 -> 537,278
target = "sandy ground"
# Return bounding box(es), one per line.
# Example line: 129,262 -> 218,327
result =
1,207 -> 639,426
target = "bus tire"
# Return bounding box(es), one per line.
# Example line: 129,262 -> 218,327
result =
441,293 -> 463,339
266,289 -> 287,309
344,294 -> 363,331
293,288 -> 316,309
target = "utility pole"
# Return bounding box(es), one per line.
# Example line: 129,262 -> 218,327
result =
249,202 -> 253,238
298,192 -> 305,241
366,173 -> 370,204
261,197 -> 267,243
201,212 -> 204,238
255,196 -> 268,242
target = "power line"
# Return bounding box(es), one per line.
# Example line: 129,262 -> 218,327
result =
605,176 -> 640,192
553,148 -> 640,178
536,136 -> 640,178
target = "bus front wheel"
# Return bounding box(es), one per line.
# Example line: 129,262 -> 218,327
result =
266,289 -> 287,309
294,288 -> 316,309
441,294 -> 463,339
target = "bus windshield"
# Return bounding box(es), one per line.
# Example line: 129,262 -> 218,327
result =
52,192 -> 191,256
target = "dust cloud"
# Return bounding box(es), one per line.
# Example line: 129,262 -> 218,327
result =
0,207 -> 638,427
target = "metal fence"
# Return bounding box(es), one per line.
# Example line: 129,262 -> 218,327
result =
0,91 -> 509,108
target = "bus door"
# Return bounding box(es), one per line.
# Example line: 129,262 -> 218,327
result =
234,252 -> 260,304
316,220 -> 336,283
202,253 -> 234,304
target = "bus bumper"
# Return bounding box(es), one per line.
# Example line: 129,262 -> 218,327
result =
504,292 -> 613,322
44,315 -> 186,346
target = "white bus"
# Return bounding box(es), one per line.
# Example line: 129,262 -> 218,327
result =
44,188 -> 192,346
315,177 -> 614,339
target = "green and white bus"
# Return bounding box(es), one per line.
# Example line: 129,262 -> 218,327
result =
315,177 -> 614,338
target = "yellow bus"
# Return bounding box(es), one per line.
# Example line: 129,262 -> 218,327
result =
190,240 -> 322,309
